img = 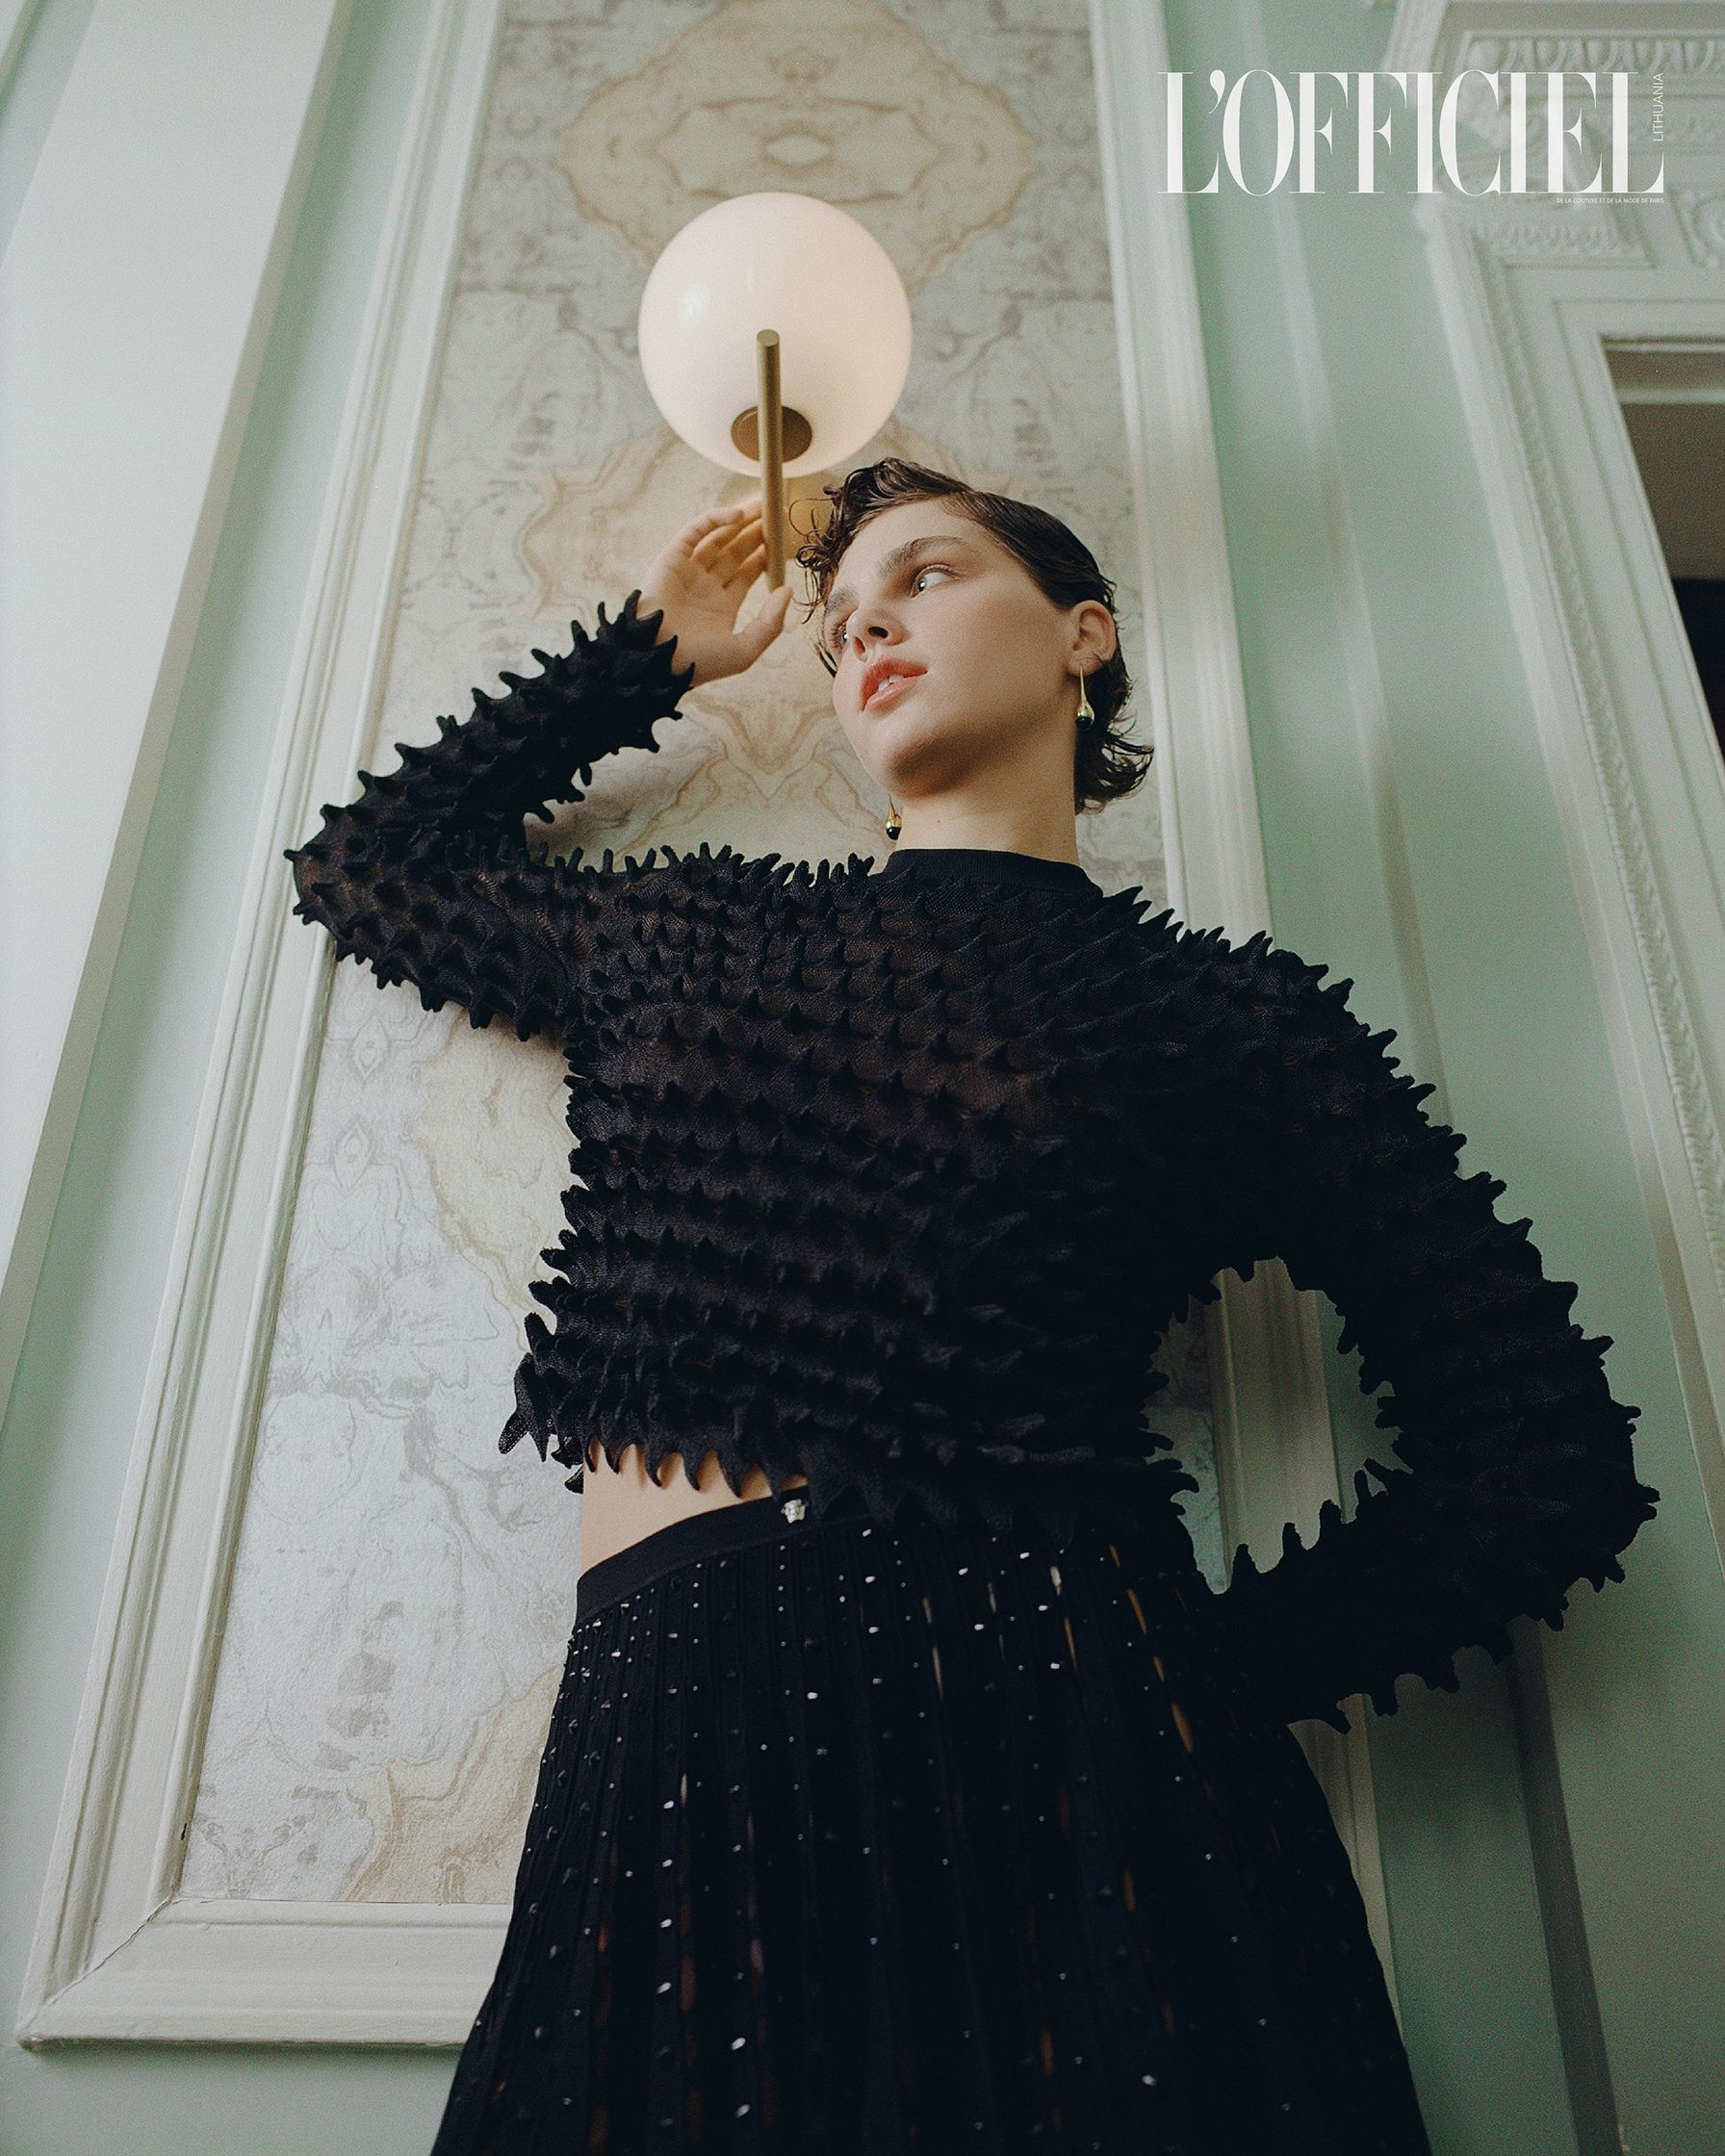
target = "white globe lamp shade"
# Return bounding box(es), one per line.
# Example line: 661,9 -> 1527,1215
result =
637,192 -> 911,478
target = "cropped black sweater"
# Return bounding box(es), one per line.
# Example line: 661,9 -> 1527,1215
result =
284,591 -> 1660,1732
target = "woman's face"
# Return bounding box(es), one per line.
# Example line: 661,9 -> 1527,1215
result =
818,500 -> 1115,826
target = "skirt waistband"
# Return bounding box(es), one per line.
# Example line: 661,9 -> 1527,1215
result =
574,1483 -> 872,1626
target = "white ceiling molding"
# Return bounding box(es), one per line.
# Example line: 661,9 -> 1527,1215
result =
1385,0 -> 1725,82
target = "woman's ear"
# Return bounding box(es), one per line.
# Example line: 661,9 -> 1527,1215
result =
1070,599 -> 1117,673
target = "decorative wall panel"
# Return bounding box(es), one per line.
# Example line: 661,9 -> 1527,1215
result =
183,0 -> 1204,1909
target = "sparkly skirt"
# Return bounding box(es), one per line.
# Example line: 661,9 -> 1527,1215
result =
428,1483 -> 1431,2155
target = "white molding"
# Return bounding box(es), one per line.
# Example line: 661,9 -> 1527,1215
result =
1090,0 -> 1399,2017
1087,7 -> 1270,938
1385,0 -> 1725,75
22,1901 -> 504,2046
14,0 -> 510,2051
1410,44 -> 1725,1567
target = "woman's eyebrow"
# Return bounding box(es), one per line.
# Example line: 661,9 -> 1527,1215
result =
821,535 -> 975,640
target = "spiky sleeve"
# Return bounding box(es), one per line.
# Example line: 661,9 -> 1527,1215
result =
282,591 -> 696,1043
1205,937 -> 1661,1734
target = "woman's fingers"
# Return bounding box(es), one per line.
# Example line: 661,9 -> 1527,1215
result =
718,531 -> 769,585
706,515 -> 762,561
671,515 -> 730,561
695,526 -> 769,597
672,501 -> 780,616
720,548 -> 776,612
689,518 -> 761,577
693,498 -> 762,525
682,498 -> 762,550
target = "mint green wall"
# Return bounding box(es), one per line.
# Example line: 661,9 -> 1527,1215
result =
0,3 -> 459,2149
1162,2 -> 1725,2152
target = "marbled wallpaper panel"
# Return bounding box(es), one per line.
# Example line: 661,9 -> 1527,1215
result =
183,0 -> 1219,1909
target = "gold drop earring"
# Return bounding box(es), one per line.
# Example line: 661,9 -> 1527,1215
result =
884,794 -> 902,840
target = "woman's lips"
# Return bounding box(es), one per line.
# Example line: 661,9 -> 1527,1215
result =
864,669 -> 924,711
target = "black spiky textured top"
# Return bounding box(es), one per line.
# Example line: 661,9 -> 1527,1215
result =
283,590 -> 1660,1732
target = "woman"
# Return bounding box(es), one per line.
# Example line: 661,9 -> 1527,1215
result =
285,458 -> 1659,2153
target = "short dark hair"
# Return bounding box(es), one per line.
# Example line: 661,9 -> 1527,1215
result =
793,457 -> 1152,814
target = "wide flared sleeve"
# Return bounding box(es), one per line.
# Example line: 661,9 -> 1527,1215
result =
282,590 -> 696,1044
1202,934 -> 1661,1734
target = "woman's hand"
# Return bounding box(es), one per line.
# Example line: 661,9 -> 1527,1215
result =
637,500 -> 794,689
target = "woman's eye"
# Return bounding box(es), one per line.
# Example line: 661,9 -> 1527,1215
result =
829,563 -> 952,657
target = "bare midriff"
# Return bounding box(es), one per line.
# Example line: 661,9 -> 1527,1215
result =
575,1436 -> 811,1575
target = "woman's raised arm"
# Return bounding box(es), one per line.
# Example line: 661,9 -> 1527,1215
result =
282,589 -> 697,1044
1202,935 -> 1661,1734
284,505 -> 788,1044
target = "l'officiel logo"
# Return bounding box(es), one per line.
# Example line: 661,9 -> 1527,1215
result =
1164,71 -> 1665,197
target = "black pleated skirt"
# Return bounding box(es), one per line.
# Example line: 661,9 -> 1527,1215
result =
428,1483 -> 1432,2155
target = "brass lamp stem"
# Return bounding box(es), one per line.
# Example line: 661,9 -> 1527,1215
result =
756,329 -> 785,590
